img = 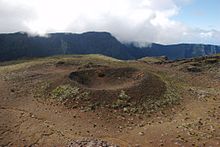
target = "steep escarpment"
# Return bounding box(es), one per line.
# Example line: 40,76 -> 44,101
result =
1,32 -> 220,61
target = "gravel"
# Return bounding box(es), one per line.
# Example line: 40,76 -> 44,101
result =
68,138 -> 119,147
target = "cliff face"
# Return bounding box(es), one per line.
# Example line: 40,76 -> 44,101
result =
0,32 -> 220,61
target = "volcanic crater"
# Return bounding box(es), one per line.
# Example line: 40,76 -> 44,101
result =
66,66 -> 167,107
69,67 -> 145,90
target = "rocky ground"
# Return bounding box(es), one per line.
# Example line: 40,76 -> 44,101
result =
0,54 -> 219,146
68,138 -> 119,147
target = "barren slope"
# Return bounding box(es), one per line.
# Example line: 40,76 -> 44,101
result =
0,55 -> 219,146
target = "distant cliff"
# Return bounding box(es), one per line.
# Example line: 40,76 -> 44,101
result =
0,32 -> 220,61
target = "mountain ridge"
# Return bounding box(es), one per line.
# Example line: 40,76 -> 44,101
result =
0,31 -> 220,61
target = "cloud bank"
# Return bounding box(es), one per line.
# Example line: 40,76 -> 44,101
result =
0,0 -> 219,45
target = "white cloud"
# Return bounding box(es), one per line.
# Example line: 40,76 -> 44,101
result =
0,0 -> 219,45
200,32 -> 213,38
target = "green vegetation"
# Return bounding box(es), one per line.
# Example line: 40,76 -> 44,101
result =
205,58 -> 218,64
51,84 -> 90,102
118,90 -> 130,100
138,56 -> 167,64
144,72 -> 181,111
51,85 -> 80,101
112,90 -> 131,109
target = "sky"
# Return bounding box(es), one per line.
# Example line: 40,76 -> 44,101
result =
0,0 -> 219,45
